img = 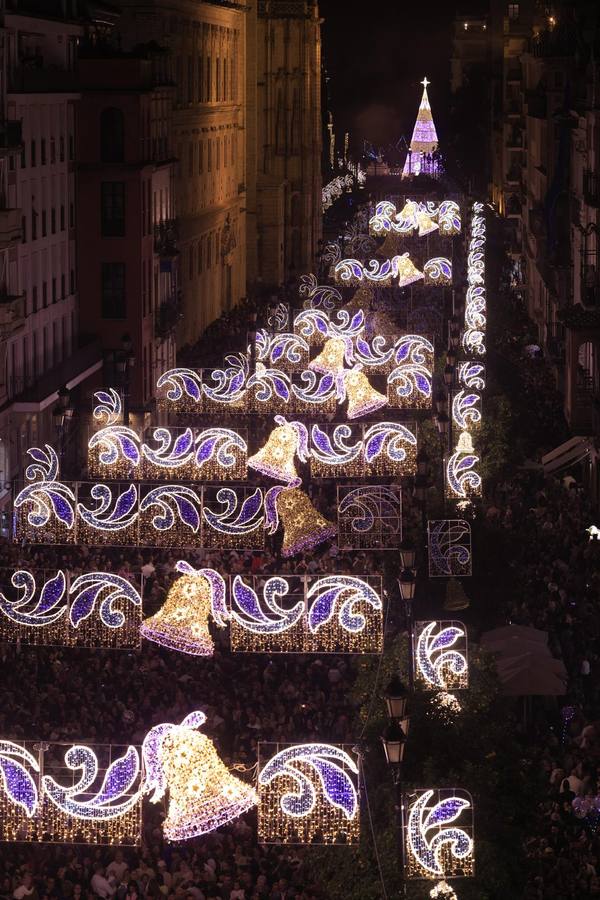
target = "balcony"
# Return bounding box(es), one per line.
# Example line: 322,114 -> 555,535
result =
545,322 -> 565,364
154,294 -> 182,339
0,291 -> 25,339
154,219 -> 178,257
0,120 -> 22,151
584,170 -> 600,208
0,207 -> 22,246
506,130 -> 523,149
581,266 -> 600,309
8,65 -> 78,94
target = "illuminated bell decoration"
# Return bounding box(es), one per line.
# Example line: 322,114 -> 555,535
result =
247,417 -> 307,484
277,488 -> 337,557
160,726 -> 258,841
309,338 -> 347,374
140,573 -> 222,656
344,368 -> 388,419
398,200 -> 418,228
396,253 -> 424,288
416,208 -> 438,237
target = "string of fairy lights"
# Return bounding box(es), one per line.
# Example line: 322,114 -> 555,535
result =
4,94 -> 483,893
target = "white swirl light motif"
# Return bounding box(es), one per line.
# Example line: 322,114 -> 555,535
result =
363,422 -> 417,468
42,745 -> 141,821
140,485 -> 202,534
203,488 -> 264,536
195,428 -> 247,470
310,424 -> 362,468
78,484 -> 138,533
437,200 -> 461,235
458,362 -> 485,391
202,364 -> 247,405
428,520 -> 471,578
423,257 -> 452,285
265,333 -> 310,368
451,390 -> 481,431
446,433 -> 481,499
307,576 -> 382,634
0,570 -> 67,628
415,622 -> 468,690
266,302 -> 289,331
93,389 -> 122,426
89,426 -> 141,470
14,446 -> 76,533
0,741 -> 40,817
327,309 -> 365,339
230,575 -> 304,634
394,334 -> 434,366
322,241 -> 341,267
291,371 -> 339,408
407,790 -> 473,877
388,363 -> 432,404
259,744 -> 358,821
156,368 -> 203,406
351,335 -> 395,370
338,486 -> 401,536
142,428 -> 195,471
294,309 -> 331,344
335,255 -> 423,285
69,573 -> 142,629
368,200 -> 399,234
247,365 -> 291,405
299,273 -> 342,311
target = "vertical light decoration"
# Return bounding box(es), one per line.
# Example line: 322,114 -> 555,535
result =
445,432 -> 481,501
247,417 -> 309,484
257,742 -> 360,845
428,520 -> 472,577
92,389 -> 122,427
403,789 -> 474,879
202,486 -> 265,549
413,621 -> 469,691
13,446 -> 76,544
338,485 -> 402,549
140,563 -> 228,656
463,203 -> 486,358
156,368 -> 203,413
142,711 -> 257,841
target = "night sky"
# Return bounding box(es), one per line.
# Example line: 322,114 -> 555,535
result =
319,0 -> 462,151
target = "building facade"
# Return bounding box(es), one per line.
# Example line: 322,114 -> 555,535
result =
76,51 -> 178,410
0,0 -> 103,520
246,0 -> 322,289
115,0 -> 248,347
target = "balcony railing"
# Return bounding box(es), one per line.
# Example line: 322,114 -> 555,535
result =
154,219 -> 178,257
545,322 -> 566,363
584,170 -> 600,208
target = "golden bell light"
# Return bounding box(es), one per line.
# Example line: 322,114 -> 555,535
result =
396,253 -> 424,288
397,200 -> 418,231
343,366 -> 388,419
247,415 -> 308,484
308,337 -> 348,374
416,207 -> 438,236
267,484 -> 337,557
378,232 -> 403,258
143,713 -> 258,842
140,564 -> 228,656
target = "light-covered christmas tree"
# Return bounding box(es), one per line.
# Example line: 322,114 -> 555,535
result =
402,77 -> 440,178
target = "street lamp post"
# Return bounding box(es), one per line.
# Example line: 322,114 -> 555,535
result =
51,386 -> 75,475
398,568 -> 416,691
382,676 -> 410,897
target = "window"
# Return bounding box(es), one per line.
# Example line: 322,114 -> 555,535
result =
52,277 -> 57,304
508,3 -> 519,19
31,205 -> 37,240
31,140 -> 36,167
101,182 -> 126,237
69,134 -> 74,161
20,144 -> 26,168
51,207 -> 56,234
100,108 -> 125,163
21,215 -> 26,243
41,210 -> 47,237
187,57 -> 194,104
50,137 -> 56,164
32,285 -> 38,313
41,138 -> 46,165
61,273 -> 65,298
208,140 -> 212,173
199,140 -> 203,174
189,245 -> 194,280
206,57 -> 211,102
216,59 -> 221,101
198,238 -> 203,275
42,281 -> 47,307
188,143 -> 194,177
70,268 -> 75,294
59,136 -> 65,162
198,56 -> 204,102
60,205 -> 65,230
69,202 -> 74,229
101,262 -> 126,318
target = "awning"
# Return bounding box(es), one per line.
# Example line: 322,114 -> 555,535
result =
9,341 -> 103,414
542,436 -> 594,475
